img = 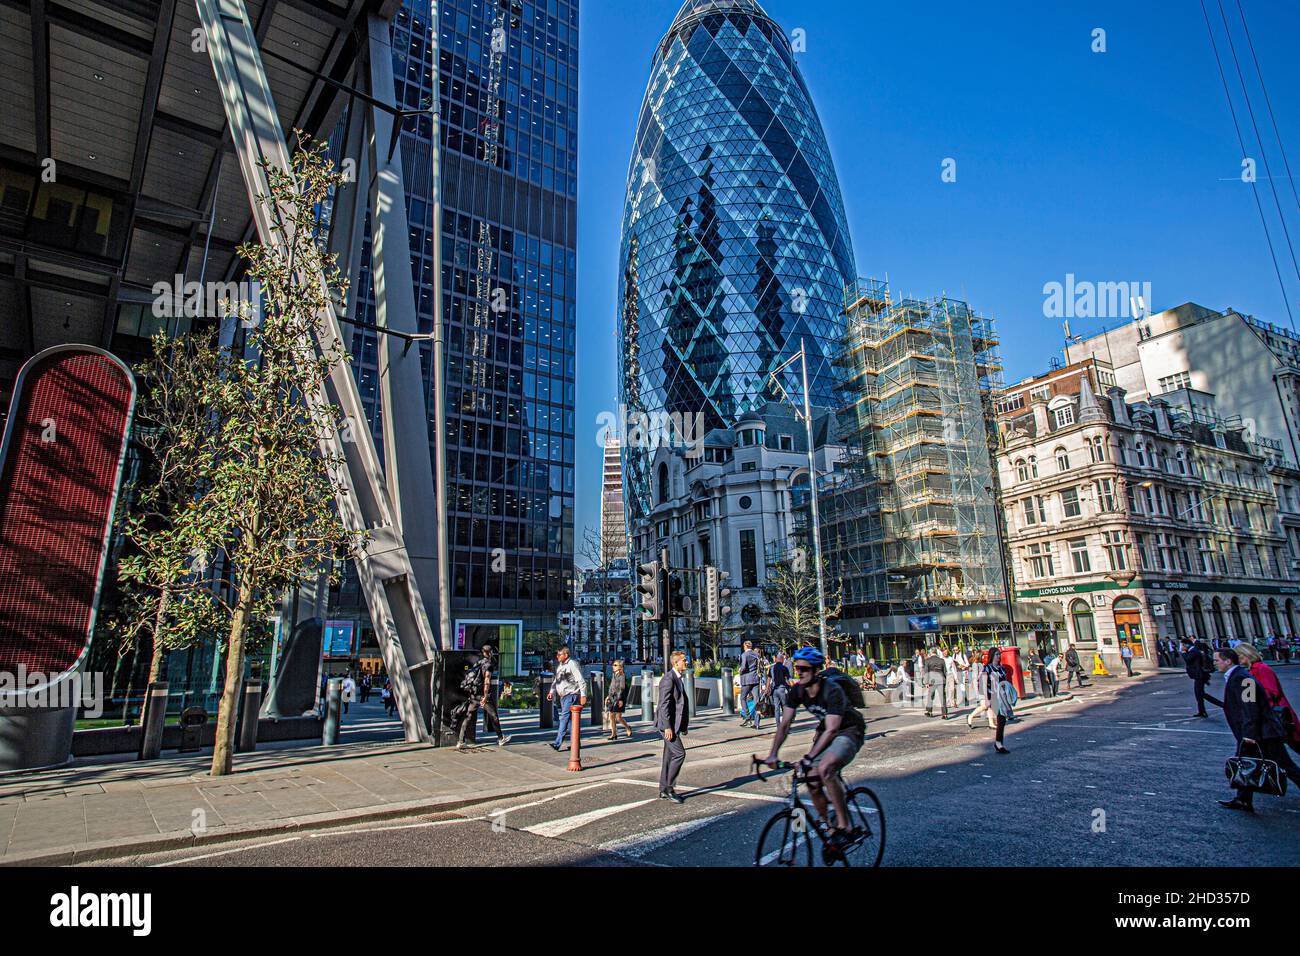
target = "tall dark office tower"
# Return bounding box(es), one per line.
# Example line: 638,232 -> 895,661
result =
341,0 -> 578,672
617,0 -> 856,527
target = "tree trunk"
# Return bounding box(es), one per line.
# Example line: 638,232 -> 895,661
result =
139,588 -> 171,725
211,576 -> 254,776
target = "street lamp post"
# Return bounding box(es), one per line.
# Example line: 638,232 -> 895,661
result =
987,484 -> 1017,649
769,340 -> 829,658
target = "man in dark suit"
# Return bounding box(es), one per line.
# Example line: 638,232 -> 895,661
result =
1182,637 -> 1212,717
656,650 -> 690,804
738,640 -> 762,729
1207,646 -> 1274,812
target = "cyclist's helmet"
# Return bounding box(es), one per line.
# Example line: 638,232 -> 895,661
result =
791,647 -> 825,668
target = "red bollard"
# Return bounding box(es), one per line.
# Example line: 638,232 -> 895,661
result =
567,704 -> 583,771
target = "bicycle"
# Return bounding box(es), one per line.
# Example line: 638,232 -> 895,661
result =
750,756 -> 885,867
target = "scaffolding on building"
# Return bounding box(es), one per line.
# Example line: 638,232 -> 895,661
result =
823,278 -> 1006,613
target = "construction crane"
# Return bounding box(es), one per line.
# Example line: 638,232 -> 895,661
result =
468,0 -> 522,397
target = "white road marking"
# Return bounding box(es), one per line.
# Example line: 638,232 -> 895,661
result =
153,836 -> 301,867
758,835 -> 802,866
477,781 -> 613,817
610,777 -> 785,804
598,811 -> 737,858
523,798 -> 659,838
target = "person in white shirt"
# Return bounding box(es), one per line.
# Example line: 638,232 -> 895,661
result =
341,674 -> 356,715
942,648 -> 959,709
546,647 -> 588,751
1044,653 -> 1061,696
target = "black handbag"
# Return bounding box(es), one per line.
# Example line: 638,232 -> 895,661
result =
1225,743 -> 1287,796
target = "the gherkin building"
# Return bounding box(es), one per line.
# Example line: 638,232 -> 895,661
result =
618,0 -> 857,524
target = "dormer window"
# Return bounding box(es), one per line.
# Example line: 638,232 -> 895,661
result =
1053,405 -> 1075,428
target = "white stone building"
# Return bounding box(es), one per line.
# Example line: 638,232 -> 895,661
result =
629,402 -> 844,655
996,358 -> 1300,670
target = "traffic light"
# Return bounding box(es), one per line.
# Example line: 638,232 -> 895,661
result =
636,560 -> 662,620
669,573 -> 691,616
703,566 -> 732,623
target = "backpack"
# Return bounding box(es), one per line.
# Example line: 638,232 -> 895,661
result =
460,661 -> 485,694
821,666 -> 866,709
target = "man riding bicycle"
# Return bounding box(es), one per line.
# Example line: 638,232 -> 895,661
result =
760,646 -> 865,850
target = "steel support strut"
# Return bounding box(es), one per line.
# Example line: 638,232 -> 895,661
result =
196,0 -> 437,742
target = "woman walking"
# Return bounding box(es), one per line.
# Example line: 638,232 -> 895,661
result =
606,660 -> 633,740
974,648 -> 1012,754
1234,643 -> 1300,785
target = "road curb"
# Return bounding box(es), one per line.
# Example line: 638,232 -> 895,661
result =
0,773 -> 618,867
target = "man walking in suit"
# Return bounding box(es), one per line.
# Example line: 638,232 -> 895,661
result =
1181,637 -> 1212,717
738,640 -> 762,729
923,647 -> 948,719
657,650 -> 690,804
1207,646 -> 1280,812
1063,643 -> 1089,688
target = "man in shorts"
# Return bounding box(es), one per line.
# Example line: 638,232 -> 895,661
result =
760,646 -> 865,850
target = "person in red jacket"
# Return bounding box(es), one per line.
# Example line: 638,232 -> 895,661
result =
1235,643 -> 1300,782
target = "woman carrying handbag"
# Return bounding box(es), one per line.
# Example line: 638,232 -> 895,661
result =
605,660 -> 633,740
984,647 -> 1014,755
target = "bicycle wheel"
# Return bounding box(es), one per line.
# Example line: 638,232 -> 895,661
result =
828,787 -> 885,867
754,809 -> 813,867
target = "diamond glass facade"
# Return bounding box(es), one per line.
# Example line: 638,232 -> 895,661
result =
339,0 -> 578,634
617,0 -> 856,524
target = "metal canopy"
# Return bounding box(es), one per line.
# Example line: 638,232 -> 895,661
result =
0,0 -> 372,405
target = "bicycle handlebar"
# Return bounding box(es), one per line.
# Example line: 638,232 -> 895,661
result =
751,756 -> 795,780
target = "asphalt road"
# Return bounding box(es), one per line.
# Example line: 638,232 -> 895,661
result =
108,669 -> 1300,867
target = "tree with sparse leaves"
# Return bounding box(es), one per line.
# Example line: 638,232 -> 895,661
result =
761,553 -> 842,654
115,333 -> 228,708
120,140 -> 363,776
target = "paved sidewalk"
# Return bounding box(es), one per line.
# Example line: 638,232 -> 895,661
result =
0,686 -> 1079,866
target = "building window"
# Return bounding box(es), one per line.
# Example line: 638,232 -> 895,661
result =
1021,496 -> 1047,526
1158,371 -> 1191,392
1068,537 -> 1091,574
1071,599 -> 1098,643
778,434 -> 793,451
1016,458 -> 1029,482
1026,542 -> 1055,578
1054,405 -> 1075,428
1088,435 -> 1107,462
1062,487 -> 1081,518
1094,477 -> 1116,512
739,529 -> 758,588
1055,447 -> 1070,472
1103,530 -> 1128,571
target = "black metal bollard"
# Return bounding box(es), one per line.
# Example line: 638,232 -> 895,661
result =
641,670 -> 654,723
322,678 -> 342,745
589,673 -> 604,727
236,681 -> 262,753
721,667 -> 734,715
685,669 -> 697,718
138,681 -> 169,761
538,677 -> 554,729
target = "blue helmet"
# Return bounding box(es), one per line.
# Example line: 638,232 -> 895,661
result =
792,647 -> 825,667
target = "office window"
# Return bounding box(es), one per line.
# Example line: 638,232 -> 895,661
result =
739,529 -> 758,588
1062,487 -> 1081,518
1068,537 -> 1091,574
1103,530 -> 1128,571
1158,371 -> 1191,392
1026,542 -> 1055,578
1095,478 -> 1116,512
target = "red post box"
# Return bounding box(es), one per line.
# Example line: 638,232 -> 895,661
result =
999,646 -> 1026,699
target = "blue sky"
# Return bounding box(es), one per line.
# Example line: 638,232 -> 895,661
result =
571,0 -> 1300,556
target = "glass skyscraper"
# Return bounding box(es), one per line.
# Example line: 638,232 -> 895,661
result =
339,0 -> 578,664
617,0 -> 856,524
